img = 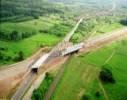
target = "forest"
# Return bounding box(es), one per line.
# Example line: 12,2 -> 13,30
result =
0,0 -> 67,22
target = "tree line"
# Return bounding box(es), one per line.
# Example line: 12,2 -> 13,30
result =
0,30 -> 36,41
0,0 -> 66,22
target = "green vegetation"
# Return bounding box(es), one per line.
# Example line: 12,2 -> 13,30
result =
0,16 -> 74,41
0,15 -> 75,66
51,56 -> 99,100
32,73 -> 54,100
83,39 -> 127,100
1,0 -> 127,99
99,67 -> 115,83
0,34 -> 60,65
51,39 -> 127,100
0,0 -> 68,22
0,0 -> 76,67
32,68 -> 60,100
71,16 -> 125,43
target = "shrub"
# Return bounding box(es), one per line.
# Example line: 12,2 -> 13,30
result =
0,52 -> 4,60
99,67 -> 115,83
0,47 -> 7,51
10,30 -> 19,41
13,51 -> 24,61
95,91 -> 101,97
18,51 -> 24,60
32,89 -> 42,100
120,19 -> 127,25
31,72 -> 54,100
81,94 -> 89,100
4,56 -> 12,61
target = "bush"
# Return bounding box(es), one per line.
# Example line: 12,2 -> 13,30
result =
32,89 -> 42,100
81,94 -> 89,100
31,72 -> 54,100
71,34 -> 82,43
13,51 -> 24,61
95,91 -> 101,97
10,30 -> 19,41
39,29 -> 49,33
18,51 -> 24,60
120,19 -> 127,25
0,47 -> 7,51
0,52 -> 4,60
4,56 -> 12,61
99,67 -> 115,83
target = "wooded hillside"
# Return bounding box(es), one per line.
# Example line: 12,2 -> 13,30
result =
0,0 -> 65,22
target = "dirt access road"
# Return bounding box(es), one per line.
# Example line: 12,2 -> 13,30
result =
44,27 -> 127,100
79,27 -> 127,53
0,48 -> 49,98
11,18 -> 83,100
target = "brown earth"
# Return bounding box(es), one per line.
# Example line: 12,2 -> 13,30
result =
38,56 -> 69,75
0,72 -> 25,98
0,27 -> 127,98
0,47 -> 49,98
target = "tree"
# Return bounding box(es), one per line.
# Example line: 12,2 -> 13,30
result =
32,14 -> 39,19
10,30 -> 19,41
120,19 -> 127,26
72,34 -> 82,43
18,51 -> 24,61
14,51 -> 24,61
95,91 -> 101,97
4,56 -> 12,61
0,52 -> 4,60
81,94 -> 89,100
99,67 -> 115,83
32,89 -> 42,100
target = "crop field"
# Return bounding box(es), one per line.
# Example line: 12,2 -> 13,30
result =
51,39 -> 127,100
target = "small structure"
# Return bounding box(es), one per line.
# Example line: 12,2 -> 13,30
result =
61,42 -> 84,56
31,53 -> 50,73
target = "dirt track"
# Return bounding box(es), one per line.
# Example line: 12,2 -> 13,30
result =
0,27 -> 127,98
44,27 -> 127,100
0,48 -> 49,98
79,27 -> 127,54
0,47 -> 49,80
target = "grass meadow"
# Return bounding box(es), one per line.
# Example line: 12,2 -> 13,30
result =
51,39 -> 127,100
0,15 -> 74,66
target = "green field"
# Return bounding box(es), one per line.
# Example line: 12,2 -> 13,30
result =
51,39 -> 127,100
32,67 -> 60,100
0,15 -> 75,66
0,34 -> 60,65
71,16 -> 125,43
0,15 -> 74,34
